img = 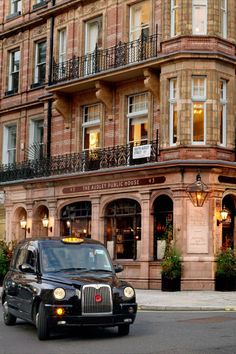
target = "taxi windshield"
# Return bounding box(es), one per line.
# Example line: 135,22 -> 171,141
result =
40,241 -> 113,273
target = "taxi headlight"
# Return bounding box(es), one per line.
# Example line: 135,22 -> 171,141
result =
124,286 -> 135,299
53,288 -> 66,300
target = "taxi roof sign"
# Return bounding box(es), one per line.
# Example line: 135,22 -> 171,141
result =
61,237 -> 84,244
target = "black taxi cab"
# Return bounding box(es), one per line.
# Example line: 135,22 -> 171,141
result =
1,237 -> 137,340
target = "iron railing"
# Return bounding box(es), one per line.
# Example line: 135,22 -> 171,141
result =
52,33 -> 159,84
0,140 -> 159,183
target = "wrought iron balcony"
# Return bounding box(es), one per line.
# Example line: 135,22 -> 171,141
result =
0,140 -> 159,183
51,33 -> 159,84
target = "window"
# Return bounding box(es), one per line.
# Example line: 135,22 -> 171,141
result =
82,104 -> 101,150
169,78 -> 177,145
191,77 -> 206,144
171,0 -> 180,37
59,29 -> 66,64
129,0 -> 150,41
219,80 -> 227,146
3,125 -> 17,164
10,0 -> 21,15
34,41 -> 46,85
127,93 -> 148,144
220,0 -> 227,38
29,119 -> 44,159
85,17 -> 102,54
7,49 -> 20,94
192,0 -> 207,35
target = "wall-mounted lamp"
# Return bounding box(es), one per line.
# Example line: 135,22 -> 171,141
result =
186,172 -> 209,207
217,206 -> 228,226
42,214 -> 52,232
20,216 -> 30,234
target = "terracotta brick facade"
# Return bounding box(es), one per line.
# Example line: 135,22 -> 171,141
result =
0,0 -> 236,290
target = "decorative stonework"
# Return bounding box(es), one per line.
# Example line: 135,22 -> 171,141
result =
95,81 -> 113,118
32,24 -> 47,38
143,69 -> 160,102
54,94 -> 72,128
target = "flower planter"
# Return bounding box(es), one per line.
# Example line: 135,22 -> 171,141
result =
215,274 -> 236,291
161,274 -> 181,292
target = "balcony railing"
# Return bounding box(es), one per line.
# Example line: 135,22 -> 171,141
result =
0,140 -> 159,183
52,33 -> 159,84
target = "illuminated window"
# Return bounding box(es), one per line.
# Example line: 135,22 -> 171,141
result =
220,0 -> 227,38
192,0 -> 207,35
129,1 -> 150,41
191,77 -> 206,144
169,78 -> 178,145
219,80 -> 227,146
127,93 -> 148,144
83,104 -> 101,150
171,0 -> 180,37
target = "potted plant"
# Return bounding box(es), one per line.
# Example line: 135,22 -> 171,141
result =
215,242 -> 236,291
161,244 -> 182,291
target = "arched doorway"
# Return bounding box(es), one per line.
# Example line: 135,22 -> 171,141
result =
153,195 -> 173,260
222,195 -> 235,249
60,201 -> 91,237
105,199 -> 141,260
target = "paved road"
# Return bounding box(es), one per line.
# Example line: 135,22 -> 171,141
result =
1,307 -> 236,354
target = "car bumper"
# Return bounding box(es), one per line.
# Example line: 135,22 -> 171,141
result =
45,303 -> 137,328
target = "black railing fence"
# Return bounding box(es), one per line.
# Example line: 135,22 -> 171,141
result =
52,33 -> 159,84
0,140 -> 159,183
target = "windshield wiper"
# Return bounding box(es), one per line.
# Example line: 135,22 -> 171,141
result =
91,269 -> 113,273
56,267 -> 89,272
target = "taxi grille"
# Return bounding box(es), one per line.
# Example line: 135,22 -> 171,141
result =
82,284 -> 112,315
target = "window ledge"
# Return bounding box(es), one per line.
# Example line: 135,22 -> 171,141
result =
32,1 -> 48,11
6,12 -> 21,21
30,82 -> 45,90
5,89 -> 18,97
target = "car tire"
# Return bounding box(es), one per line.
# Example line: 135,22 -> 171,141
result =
3,301 -> 17,326
37,302 -> 50,340
118,324 -> 130,336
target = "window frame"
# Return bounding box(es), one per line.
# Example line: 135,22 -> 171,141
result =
82,104 -> 101,151
8,48 -> 20,93
192,0 -> 207,35
29,119 -> 44,160
170,0 -> 180,37
2,124 -> 17,164
219,79 -> 227,146
220,0 -> 227,38
129,0 -> 150,42
58,28 -> 67,64
127,92 -> 148,144
10,0 -> 21,15
169,78 -> 178,146
191,76 -> 207,145
34,40 -> 46,85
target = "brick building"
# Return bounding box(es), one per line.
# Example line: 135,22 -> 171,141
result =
0,0 -> 236,290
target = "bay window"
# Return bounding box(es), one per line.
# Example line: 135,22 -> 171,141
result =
191,77 -> 206,144
169,78 -> 178,145
192,0 -> 207,35
219,80 -> 227,146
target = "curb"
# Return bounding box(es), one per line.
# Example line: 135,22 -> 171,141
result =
138,305 -> 236,312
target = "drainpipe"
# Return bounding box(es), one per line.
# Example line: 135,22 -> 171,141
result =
47,0 -> 56,157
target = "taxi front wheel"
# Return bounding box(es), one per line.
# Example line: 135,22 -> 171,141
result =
36,302 -> 50,340
3,301 -> 17,326
118,324 -> 130,336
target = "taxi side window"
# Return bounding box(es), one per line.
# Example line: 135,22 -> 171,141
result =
15,249 -> 27,270
26,250 -> 36,268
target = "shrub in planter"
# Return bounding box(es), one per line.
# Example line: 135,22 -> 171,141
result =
215,243 -> 236,291
161,244 -> 182,292
0,240 -> 15,285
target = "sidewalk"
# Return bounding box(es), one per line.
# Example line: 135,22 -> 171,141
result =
136,289 -> 236,311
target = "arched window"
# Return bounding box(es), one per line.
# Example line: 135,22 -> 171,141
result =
61,201 -> 91,238
105,199 -> 141,260
153,195 -> 173,260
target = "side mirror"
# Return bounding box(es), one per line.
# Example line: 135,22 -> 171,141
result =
114,264 -> 124,273
19,263 -> 35,273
